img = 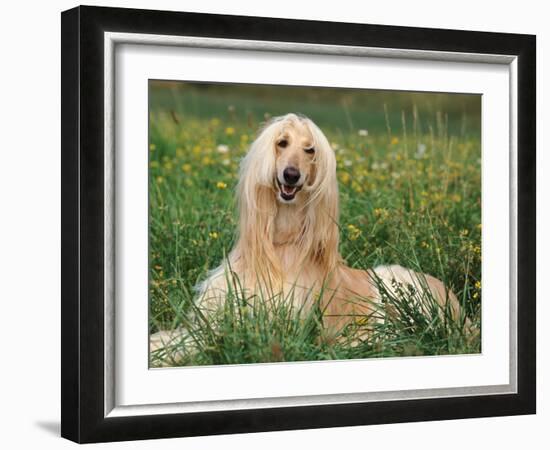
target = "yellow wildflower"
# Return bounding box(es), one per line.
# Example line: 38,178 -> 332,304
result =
340,172 -> 351,184
391,137 -> 399,145
209,231 -> 219,240
347,224 -> 361,241
475,280 -> 481,289
225,127 -> 235,136
156,176 -> 164,184
181,163 -> 192,173
373,208 -> 389,219
216,181 -> 227,189
149,143 -> 156,151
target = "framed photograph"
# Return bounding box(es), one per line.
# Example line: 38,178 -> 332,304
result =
61,5 -> 536,443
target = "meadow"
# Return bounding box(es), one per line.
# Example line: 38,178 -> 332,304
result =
148,82 -> 482,366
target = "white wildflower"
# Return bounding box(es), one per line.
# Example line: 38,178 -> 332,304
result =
414,143 -> 427,159
373,161 -> 389,170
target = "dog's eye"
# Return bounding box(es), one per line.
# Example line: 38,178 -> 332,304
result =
277,139 -> 288,148
304,147 -> 315,154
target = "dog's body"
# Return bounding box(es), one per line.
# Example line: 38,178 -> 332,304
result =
151,113 -> 461,360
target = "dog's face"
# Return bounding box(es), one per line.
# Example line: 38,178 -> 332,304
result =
273,120 -> 316,204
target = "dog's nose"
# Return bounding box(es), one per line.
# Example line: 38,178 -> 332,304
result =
283,166 -> 300,185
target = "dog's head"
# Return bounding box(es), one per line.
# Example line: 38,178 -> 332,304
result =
239,113 -> 338,206
235,114 -> 341,278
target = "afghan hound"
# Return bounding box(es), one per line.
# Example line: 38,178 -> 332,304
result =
150,113 -> 463,361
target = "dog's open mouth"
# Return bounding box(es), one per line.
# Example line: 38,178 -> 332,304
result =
276,179 -> 302,201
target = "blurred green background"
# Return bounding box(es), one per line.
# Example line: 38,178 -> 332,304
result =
150,81 -> 480,137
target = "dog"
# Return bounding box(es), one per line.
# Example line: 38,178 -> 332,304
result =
150,113 -> 463,361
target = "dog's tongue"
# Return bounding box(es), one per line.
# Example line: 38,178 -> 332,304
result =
282,185 -> 296,195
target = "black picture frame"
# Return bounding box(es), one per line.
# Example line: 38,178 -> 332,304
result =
61,5 -> 536,443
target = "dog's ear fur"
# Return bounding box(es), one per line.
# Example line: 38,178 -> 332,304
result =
233,117 -> 282,286
239,118 -> 279,196
302,118 -> 341,273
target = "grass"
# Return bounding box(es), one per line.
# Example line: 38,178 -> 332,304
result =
148,81 -> 482,366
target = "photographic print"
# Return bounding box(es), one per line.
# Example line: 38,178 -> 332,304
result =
62,7 -> 536,442
148,81 -> 482,367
